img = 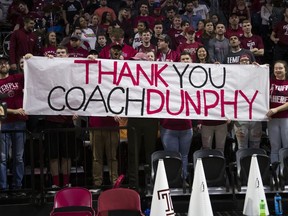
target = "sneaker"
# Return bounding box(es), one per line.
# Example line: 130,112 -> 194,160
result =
11,191 -> 26,198
51,185 -> 60,189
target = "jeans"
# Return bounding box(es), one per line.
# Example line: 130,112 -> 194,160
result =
161,127 -> 193,179
0,121 -> 26,189
201,123 -> 227,152
268,118 -> 288,163
234,121 -> 262,149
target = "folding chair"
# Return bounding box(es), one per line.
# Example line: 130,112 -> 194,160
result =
278,148 -> 288,190
145,150 -> 190,195
193,149 -> 231,193
233,148 -> 275,193
96,188 -> 144,216
50,187 -> 95,216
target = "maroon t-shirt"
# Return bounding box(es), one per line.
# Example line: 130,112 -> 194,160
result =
270,78 -> 288,118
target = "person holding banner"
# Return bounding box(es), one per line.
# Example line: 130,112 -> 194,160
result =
156,34 -> 179,62
0,55 -> 27,198
266,60 -> 288,163
160,51 -> 193,182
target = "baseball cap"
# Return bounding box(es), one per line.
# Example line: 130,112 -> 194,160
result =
70,34 -> 81,41
240,54 -> 251,61
131,52 -> 148,60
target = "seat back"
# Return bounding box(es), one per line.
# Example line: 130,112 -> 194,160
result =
193,149 -> 226,187
236,148 -> 270,186
279,148 -> 288,184
54,187 -> 93,208
97,188 -> 143,216
151,150 -> 183,188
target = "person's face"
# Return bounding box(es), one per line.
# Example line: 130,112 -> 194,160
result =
110,48 -> 122,59
100,0 -> 107,6
229,15 -> 239,25
49,32 -> 57,43
197,21 -> 204,30
229,36 -> 240,47
79,17 -> 87,28
157,38 -> 168,50
25,20 -> 35,32
74,29 -> 82,37
98,35 -> 107,45
185,3 -> 194,13
0,59 -> 10,74
140,4 -> 149,15
142,32 -> 151,42
239,57 -> 250,64
92,15 -> 99,25
274,62 -> 286,80
180,54 -> 192,63
197,47 -> 207,60
121,9 -> 128,18
166,0 -> 174,6
181,23 -> 190,31
192,0 -> 199,7
186,32 -> 195,41
215,24 -> 225,35
56,49 -> 68,58
242,22 -> 252,33
173,18 -> 182,28
154,24 -> 163,35
137,22 -> 146,32
147,52 -> 155,61
18,3 -> 27,13
205,22 -> 214,33
106,12 -> 112,20
70,38 -> 81,48
166,10 -> 175,19
211,15 -> 219,24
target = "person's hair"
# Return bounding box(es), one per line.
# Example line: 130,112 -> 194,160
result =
74,16 -> 85,29
101,12 -> 112,24
44,31 -> 57,48
180,51 -> 191,57
242,19 -> 251,25
141,28 -> 152,35
154,20 -> 163,26
56,45 -> 68,53
215,22 -> 226,28
165,6 -> 177,13
195,46 -> 210,63
111,28 -> 124,38
23,16 -> 34,24
274,60 -> 288,79
137,20 -> 149,29
181,20 -> 190,27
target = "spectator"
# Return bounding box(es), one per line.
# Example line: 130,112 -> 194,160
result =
181,0 -> 202,30
99,28 -> 137,60
156,34 -> 180,62
95,33 -> 107,54
0,55 -> 27,198
41,31 -> 58,57
147,50 -> 156,61
234,54 -> 262,149
266,60 -> 288,163
99,11 -> 113,33
133,2 -> 155,31
9,16 -> 38,71
137,29 -> 157,54
240,20 -> 264,63
192,0 -> 210,20
225,13 -> 244,39
162,6 -> 177,33
199,19 -> 215,49
74,16 -> 96,49
167,14 -> 183,50
66,34 -> 89,57
232,0 -> 251,24
270,7 -> 288,63
160,51 -> 193,182
94,0 -> 116,23
89,45 -> 121,187
195,19 -> 205,41
223,35 -> 255,64
132,20 -> 148,49
88,14 -> 105,37
177,27 -> 203,62
175,20 -> 190,46
62,0 -> 84,26
208,22 -> 230,63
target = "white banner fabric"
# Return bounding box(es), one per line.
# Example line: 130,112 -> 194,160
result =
23,56 -> 269,121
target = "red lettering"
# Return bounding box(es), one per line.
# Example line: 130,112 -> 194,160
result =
239,90 -> 258,119
98,61 -> 117,84
220,90 -> 238,118
154,64 -> 169,87
116,62 -> 137,85
136,64 -> 154,86
146,89 -> 164,114
74,60 -> 98,84
203,90 -> 219,116
185,90 -> 201,115
166,90 -> 185,115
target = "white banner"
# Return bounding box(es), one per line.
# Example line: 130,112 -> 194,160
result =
23,56 -> 269,121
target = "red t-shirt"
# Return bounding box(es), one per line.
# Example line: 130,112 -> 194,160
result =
270,78 -> 288,118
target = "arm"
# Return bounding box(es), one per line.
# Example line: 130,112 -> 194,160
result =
266,103 -> 288,117
270,31 -> 279,44
7,108 -> 26,116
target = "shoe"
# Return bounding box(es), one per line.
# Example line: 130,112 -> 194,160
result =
51,185 -> 60,189
11,191 -> 26,198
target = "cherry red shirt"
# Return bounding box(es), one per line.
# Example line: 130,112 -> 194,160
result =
269,78 -> 288,118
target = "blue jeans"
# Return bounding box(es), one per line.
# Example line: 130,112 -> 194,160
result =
160,127 -> 193,179
0,121 -> 26,189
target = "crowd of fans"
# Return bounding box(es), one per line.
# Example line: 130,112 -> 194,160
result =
1,0 -> 288,198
